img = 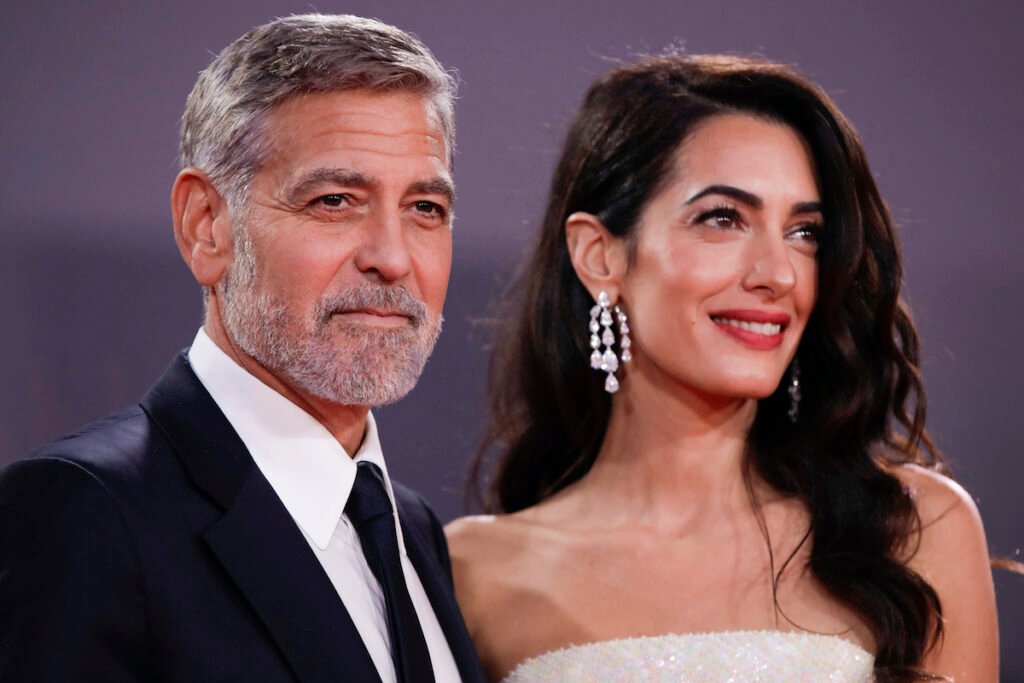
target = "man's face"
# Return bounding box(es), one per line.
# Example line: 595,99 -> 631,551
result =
218,90 -> 453,407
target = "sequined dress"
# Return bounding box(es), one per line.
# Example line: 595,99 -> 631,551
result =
501,631 -> 874,682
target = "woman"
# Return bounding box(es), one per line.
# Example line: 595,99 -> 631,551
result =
446,54 -> 999,682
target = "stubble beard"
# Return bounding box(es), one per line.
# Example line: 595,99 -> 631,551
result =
218,226 -> 442,407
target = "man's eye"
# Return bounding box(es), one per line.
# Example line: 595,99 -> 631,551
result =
317,194 -> 349,208
414,200 -> 446,218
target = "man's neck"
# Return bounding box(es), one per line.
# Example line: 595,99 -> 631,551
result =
202,320 -> 369,456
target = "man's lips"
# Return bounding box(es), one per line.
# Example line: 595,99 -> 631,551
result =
709,309 -> 791,349
331,308 -> 415,327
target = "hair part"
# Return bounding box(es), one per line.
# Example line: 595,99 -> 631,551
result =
475,52 -> 947,681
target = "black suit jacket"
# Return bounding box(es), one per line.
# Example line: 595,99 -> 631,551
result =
0,353 -> 484,682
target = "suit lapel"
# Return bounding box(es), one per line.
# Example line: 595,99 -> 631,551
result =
204,467 -> 380,682
142,353 -> 381,683
398,501 -> 486,683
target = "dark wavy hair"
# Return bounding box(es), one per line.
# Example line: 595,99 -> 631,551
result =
473,54 -> 948,681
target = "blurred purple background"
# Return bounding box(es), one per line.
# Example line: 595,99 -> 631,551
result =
1,0 -> 1020,676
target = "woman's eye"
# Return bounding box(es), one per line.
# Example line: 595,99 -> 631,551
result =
790,222 -> 823,243
695,207 -> 741,229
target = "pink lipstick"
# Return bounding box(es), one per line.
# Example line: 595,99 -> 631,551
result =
709,309 -> 790,350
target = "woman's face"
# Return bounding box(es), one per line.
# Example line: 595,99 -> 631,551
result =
620,113 -> 821,401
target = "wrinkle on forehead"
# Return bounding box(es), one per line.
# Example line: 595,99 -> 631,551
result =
266,90 -> 448,161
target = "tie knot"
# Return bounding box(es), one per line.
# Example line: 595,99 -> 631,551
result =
345,461 -> 394,529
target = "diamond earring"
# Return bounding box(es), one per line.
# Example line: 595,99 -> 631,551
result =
787,358 -> 801,423
589,291 -> 631,394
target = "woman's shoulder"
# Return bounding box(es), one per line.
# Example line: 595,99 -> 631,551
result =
888,463 -> 998,678
445,511 -> 550,569
444,512 -> 556,645
889,463 -> 985,545
886,463 -> 989,574
445,514 -> 509,564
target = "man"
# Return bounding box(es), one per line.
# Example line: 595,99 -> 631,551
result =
0,14 -> 483,683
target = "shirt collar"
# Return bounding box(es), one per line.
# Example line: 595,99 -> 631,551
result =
187,328 -> 403,551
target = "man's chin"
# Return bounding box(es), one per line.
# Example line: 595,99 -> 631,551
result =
283,348 -> 430,408
306,373 -> 421,408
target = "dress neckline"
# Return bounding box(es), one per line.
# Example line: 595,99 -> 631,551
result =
504,629 -> 873,681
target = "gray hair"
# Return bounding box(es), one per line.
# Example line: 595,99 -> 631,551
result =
179,14 -> 457,211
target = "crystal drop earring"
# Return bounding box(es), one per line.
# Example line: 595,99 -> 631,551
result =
616,305 -> 631,364
588,290 -> 630,394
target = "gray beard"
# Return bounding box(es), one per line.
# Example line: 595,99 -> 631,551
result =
218,229 -> 442,407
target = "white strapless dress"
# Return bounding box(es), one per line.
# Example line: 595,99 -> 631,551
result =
501,631 -> 874,682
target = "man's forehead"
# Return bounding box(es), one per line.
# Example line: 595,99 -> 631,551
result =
266,90 -> 449,161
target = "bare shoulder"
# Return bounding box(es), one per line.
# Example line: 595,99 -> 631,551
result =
444,514 -> 539,631
890,464 -> 998,679
444,514 -> 493,553
889,464 -> 989,590
891,464 -> 986,557
445,514 -> 534,567
445,509 -> 582,679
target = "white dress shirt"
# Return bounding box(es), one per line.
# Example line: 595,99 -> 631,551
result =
188,329 -> 461,683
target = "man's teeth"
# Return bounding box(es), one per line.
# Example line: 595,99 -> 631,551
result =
712,317 -> 782,336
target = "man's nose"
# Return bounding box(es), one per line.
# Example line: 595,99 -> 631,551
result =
352,207 -> 413,283
741,232 -> 797,297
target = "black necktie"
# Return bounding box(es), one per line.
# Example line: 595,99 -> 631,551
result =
345,461 -> 435,683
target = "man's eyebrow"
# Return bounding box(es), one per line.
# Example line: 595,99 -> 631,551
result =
284,168 -> 375,204
409,177 -> 456,203
282,169 -> 455,205
685,184 -> 763,209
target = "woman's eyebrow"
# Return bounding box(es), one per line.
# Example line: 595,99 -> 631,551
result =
685,185 -> 823,215
792,200 -> 823,214
685,184 -> 762,208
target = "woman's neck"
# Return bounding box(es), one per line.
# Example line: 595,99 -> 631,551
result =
560,374 -> 765,535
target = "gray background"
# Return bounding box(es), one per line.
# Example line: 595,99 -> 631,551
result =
1,0 -> 1020,676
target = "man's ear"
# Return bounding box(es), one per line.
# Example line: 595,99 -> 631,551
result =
171,168 -> 234,288
565,211 -> 628,302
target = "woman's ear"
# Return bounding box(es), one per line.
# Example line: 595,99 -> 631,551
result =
565,211 -> 628,302
170,167 -> 234,289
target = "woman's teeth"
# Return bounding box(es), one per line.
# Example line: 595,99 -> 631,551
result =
712,317 -> 782,336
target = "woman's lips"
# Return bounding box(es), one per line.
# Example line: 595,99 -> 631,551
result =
710,309 -> 791,350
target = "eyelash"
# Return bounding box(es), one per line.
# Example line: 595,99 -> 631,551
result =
693,204 -> 823,242
414,200 -> 447,219
310,196 -> 447,219
693,203 -> 742,229
314,194 -> 350,209
789,222 -> 823,243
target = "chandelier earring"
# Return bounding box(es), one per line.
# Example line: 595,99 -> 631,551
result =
787,358 -> 801,423
588,290 -> 631,394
